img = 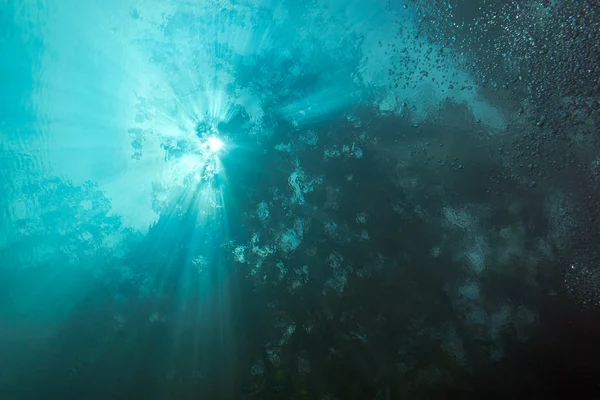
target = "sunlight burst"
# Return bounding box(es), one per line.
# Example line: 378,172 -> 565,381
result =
208,136 -> 224,153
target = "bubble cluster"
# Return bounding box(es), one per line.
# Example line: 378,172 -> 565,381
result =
564,263 -> 600,309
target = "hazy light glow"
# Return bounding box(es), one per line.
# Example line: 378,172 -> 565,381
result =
208,137 -> 224,153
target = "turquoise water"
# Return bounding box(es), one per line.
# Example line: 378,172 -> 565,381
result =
1,0 -> 600,398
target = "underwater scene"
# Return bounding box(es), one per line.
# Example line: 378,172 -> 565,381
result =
1,0 -> 600,398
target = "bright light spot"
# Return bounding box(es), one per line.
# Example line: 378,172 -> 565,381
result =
208,137 -> 224,153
